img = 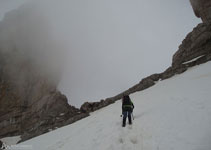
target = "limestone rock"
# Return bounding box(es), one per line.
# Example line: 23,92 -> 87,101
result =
172,23 -> 211,67
83,22 -> 211,111
1,0 -> 211,143
190,0 -> 211,23
0,51 -> 88,142
80,99 -> 115,113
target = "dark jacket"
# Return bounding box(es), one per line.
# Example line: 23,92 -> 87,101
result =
122,95 -> 134,113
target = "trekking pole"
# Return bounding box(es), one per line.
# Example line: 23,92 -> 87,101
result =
132,112 -> 134,120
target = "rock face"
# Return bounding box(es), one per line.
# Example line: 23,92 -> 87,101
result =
0,56 -> 88,142
1,0 -> 211,143
80,100 -> 115,113
0,3 -> 89,142
172,23 -> 211,67
172,1 -> 211,75
81,0 -> 211,113
190,0 -> 211,23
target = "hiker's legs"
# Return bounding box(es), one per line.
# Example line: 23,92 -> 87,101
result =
128,111 -> 132,124
122,111 -> 127,127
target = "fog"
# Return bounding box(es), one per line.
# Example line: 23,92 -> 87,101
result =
0,1 -> 66,87
0,0 -> 200,107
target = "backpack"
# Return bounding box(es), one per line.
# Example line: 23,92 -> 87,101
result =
122,95 -> 134,111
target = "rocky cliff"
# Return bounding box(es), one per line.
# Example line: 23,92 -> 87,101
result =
0,51 -> 88,142
80,0 -> 211,113
190,0 -> 211,23
0,6 -> 89,142
1,0 -> 211,143
173,0 -> 211,67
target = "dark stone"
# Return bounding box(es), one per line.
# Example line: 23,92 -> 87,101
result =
0,52 -> 89,142
80,99 -> 115,113
0,140 -> 3,149
190,0 -> 211,23
172,23 -> 211,67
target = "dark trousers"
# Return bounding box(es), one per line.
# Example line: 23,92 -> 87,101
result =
122,111 -> 132,126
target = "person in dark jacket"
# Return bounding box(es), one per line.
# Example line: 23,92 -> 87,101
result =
122,95 -> 134,127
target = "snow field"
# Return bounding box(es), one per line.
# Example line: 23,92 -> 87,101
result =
16,61 -> 211,150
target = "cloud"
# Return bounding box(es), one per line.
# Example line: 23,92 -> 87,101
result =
0,0 -> 200,107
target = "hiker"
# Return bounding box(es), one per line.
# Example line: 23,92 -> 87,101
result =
122,95 -> 134,127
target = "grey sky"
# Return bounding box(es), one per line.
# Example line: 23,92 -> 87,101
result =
0,0 -> 28,20
0,0 -> 200,107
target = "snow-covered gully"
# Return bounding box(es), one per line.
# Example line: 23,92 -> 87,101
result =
14,62 -> 211,150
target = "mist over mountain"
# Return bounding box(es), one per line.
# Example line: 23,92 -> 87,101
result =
0,0 -> 201,107
0,0 -> 211,144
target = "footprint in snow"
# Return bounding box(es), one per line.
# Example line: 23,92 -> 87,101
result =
130,136 -> 138,144
119,138 -> 124,144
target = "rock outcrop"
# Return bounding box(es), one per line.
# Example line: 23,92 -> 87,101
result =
0,5 -> 89,142
0,55 -> 89,142
172,23 -> 211,67
1,0 -> 211,143
173,1 -> 211,67
190,0 -> 211,23
81,0 -> 211,113
80,99 -> 115,113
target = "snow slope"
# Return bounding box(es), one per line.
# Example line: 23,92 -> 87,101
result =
0,136 -> 21,146
17,62 -> 211,150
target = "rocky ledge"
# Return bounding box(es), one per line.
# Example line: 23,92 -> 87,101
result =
80,1 -> 211,113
